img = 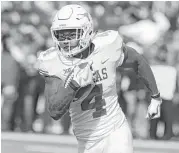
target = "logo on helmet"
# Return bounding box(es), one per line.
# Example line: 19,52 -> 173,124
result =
76,13 -> 90,21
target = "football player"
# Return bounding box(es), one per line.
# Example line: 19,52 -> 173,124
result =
37,4 -> 162,153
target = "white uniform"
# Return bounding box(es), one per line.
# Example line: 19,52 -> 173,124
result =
38,30 -> 133,153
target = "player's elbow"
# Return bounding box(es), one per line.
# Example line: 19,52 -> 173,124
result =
50,113 -> 62,120
48,108 -> 64,120
47,102 -> 69,120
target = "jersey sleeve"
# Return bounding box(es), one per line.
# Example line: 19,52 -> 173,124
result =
107,31 -> 124,67
37,52 -> 50,76
37,47 -> 57,76
92,30 -> 124,67
115,42 -> 125,67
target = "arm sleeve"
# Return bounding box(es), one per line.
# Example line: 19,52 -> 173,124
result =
121,45 -> 159,96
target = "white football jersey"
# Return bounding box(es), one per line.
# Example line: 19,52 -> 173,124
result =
37,30 -> 126,141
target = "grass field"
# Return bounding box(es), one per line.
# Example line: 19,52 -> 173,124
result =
2,132 -> 179,153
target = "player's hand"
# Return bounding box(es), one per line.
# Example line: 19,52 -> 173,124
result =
64,61 -> 95,89
146,97 -> 162,120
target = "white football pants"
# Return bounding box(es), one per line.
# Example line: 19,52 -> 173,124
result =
78,120 -> 133,153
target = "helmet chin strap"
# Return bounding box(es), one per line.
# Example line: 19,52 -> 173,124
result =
73,43 -> 94,59
64,40 -> 87,57
56,31 -> 96,58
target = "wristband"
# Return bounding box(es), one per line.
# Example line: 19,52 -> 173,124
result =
69,80 -> 80,91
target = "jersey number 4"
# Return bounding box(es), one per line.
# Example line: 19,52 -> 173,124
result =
81,84 -> 107,118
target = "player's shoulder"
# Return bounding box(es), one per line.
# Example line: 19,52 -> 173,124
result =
92,30 -> 123,48
37,47 -> 59,76
38,47 -> 58,61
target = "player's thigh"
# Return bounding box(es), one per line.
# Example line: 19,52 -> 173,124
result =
105,120 -> 133,153
78,138 -> 106,153
78,121 -> 133,153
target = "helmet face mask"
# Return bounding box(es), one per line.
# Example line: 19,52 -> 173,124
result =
52,29 -> 82,41
51,4 -> 93,57
52,29 -> 83,53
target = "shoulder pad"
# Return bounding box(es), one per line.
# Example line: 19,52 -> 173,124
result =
38,47 -> 57,61
37,47 -> 58,76
92,30 -> 124,66
93,30 -> 122,48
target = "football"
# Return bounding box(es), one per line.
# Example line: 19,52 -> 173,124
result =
44,76 -> 75,120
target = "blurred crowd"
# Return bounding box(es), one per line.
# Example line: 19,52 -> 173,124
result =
1,1 -> 179,140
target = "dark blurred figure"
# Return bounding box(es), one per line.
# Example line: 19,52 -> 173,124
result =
117,90 -> 127,115
116,68 -> 128,115
25,72 -> 45,132
149,48 -> 177,140
60,112 -> 71,135
24,55 -> 45,132
12,55 -> 45,132
1,34 -> 20,131
12,64 -> 28,131
117,66 -> 148,138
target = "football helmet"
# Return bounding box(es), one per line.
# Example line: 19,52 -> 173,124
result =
51,4 -> 94,57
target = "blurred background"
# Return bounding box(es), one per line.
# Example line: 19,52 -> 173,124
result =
1,1 -> 179,143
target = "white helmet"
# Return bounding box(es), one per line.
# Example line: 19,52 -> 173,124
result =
51,4 -> 94,57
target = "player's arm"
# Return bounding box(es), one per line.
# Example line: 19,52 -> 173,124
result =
39,68 -> 95,121
120,44 -> 162,119
42,74 -> 95,120
37,51 -> 78,120
121,45 -> 159,96
37,50 -> 95,120
43,75 -> 75,120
